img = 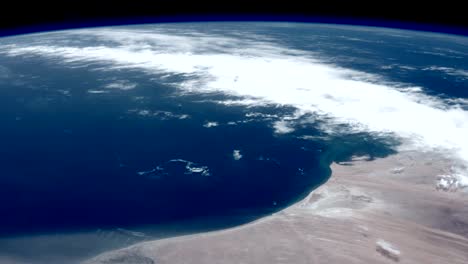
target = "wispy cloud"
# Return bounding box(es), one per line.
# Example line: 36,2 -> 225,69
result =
423,66 -> 468,78
104,80 -> 137,90
128,109 -> 190,120
203,121 -> 218,128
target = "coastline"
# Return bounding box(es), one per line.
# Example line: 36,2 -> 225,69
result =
84,151 -> 468,264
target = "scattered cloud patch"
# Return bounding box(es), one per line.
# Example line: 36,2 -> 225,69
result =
436,166 -> 468,191
137,166 -> 166,179
128,109 -> 190,120
390,167 -> 405,174
224,119 -> 256,126
245,112 -> 278,119
169,159 -> 211,177
57,89 -> 71,96
233,150 -> 242,160
136,109 -> 151,116
399,65 -> 417,70
104,80 -> 137,90
177,114 -> 190,119
444,98 -> 468,110
423,66 -> 468,79
203,121 -> 218,128
297,135 -> 330,141
185,163 -> 210,177
138,159 -> 211,179
87,89 -> 109,94
213,98 -> 271,107
273,120 -> 295,134
380,64 -> 417,71
376,239 -> 400,262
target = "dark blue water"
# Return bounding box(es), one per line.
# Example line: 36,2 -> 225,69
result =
0,53 -> 397,237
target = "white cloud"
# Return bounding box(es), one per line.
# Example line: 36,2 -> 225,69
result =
168,159 -> 210,177
245,112 -> 278,119
210,98 -> 271,107
376,239 -> 400,260
272,110 -> 306,134
297,135 -> 329,141
128,109 -> 190,120
203,121 -> 218,128
104,80 -> 137,90
185,163 -> 210,177
423,66 -> 468,78
140,159 -> 211,178
273,120 -> 295,134
445,98 -> 468,107
136,109 -> 151,116
2,27 -> 468,184
87,89 -> 109,94
233,150 -> 242,160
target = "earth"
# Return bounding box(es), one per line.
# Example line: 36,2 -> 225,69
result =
0,22 -> 467,264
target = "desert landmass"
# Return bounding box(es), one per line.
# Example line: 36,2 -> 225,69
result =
84,151 -> 468,264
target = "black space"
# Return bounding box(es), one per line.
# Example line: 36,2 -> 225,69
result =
1,1 -> 468,37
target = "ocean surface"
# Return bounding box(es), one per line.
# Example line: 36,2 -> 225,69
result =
0,22 -> 466,263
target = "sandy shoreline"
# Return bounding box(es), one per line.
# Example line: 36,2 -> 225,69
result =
84,151 -> 468,264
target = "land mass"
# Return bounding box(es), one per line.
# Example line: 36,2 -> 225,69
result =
84,151 -> 468,264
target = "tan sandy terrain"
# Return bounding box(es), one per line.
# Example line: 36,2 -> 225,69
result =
84,151 -> 468,264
